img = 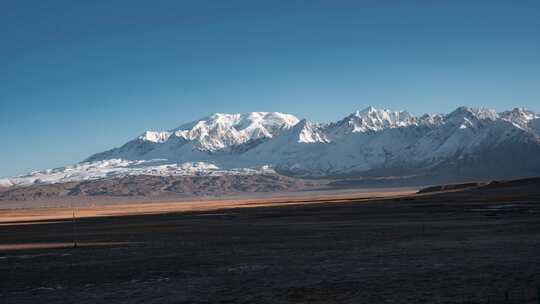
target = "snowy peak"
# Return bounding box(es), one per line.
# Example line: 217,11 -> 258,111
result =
500,108 -> 539,130
442,106 -> 500,130
139,131 -> 172,143
148,112 -> 299,151
173,112 -> 298,132
293,119 -> 330,143
352,106 -> 415,131
446,106 -> 499,122
265,119 -> 330,145
443,107 -> 538,133
327,106 -> 417,136
418,114 -> 445,126
84,111 -> 300,162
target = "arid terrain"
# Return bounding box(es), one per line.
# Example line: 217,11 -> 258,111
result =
0,173 -> 319,202
1,178 -> 540,303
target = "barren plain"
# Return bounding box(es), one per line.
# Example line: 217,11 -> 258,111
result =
1,178 -> 540,303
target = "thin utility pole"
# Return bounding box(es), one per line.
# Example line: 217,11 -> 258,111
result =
72,203 -> 78,249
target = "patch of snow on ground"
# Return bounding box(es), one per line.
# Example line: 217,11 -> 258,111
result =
0,179 -> 13,187
3,159 -> 276,187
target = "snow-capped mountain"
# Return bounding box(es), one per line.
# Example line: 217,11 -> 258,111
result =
3,106 -> 540,187
326,107 -> 416,138
85,112 -> 299,162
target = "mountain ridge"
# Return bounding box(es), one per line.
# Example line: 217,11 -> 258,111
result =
2,106 -> 540,188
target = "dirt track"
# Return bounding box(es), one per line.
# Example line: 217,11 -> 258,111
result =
0,189 -> 412,224
1,180 -> 540,303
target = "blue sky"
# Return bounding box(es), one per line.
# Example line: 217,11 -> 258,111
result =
1,0 -> 539,176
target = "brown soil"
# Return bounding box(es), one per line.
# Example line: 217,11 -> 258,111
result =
0,189 -> 412,223
0,174 -> 317,201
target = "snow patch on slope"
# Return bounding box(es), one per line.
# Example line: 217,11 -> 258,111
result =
139,131 -> 172,143
500,108 -> 539,130
296,120 -> 330,143
0,179 -> 13,187
4,159 -> 275,187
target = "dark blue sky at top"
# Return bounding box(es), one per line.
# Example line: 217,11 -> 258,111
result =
1,0 -> 539,176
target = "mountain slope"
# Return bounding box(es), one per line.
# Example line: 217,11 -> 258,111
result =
0,174 -> 314,201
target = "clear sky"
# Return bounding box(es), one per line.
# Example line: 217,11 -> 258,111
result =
1,0 -> 539,176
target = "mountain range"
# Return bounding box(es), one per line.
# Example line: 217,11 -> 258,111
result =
2,106 -> 540,189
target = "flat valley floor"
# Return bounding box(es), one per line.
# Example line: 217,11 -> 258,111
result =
1,179 -> 540,303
